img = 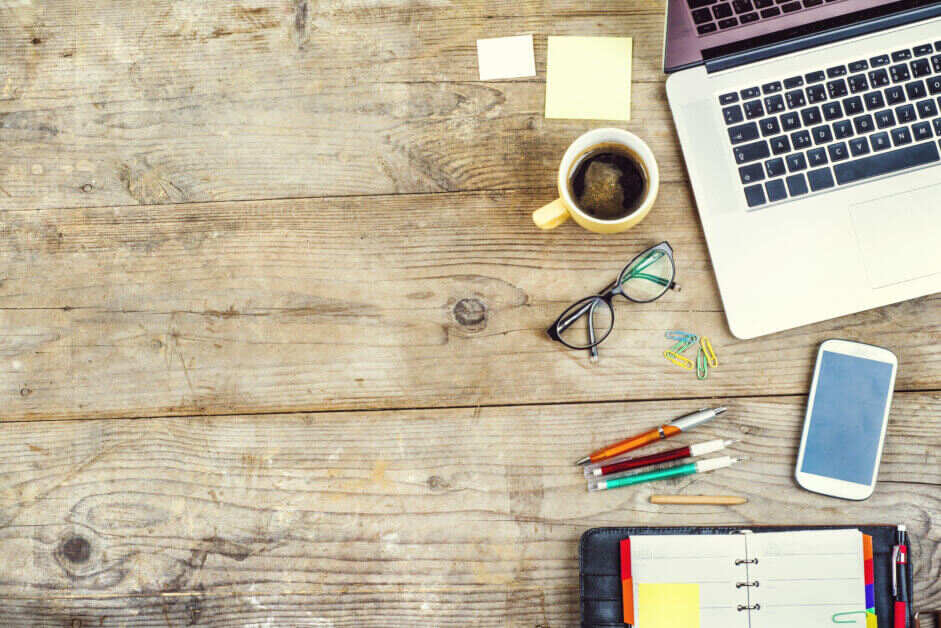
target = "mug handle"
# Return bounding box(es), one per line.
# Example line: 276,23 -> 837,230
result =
532,198 -> 570,230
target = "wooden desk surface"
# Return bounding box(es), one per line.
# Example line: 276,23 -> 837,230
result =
0,1 -> 938,625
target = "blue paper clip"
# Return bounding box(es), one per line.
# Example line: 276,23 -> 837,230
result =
665,330 -> 696,342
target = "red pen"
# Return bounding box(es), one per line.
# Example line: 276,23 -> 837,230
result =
583,439 -> 736,478
894,524 -> 910,628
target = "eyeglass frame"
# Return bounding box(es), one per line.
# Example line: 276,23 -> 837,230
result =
546,241 -> 678,355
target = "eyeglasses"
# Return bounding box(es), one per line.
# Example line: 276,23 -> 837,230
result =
547,242 -> 678,357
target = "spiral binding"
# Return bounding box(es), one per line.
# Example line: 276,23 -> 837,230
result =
734,558 -> 759,565
736,580 -> 760,588
737,604 -> 761,611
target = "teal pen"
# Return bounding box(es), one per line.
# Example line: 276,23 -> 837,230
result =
587,456 -> 742,492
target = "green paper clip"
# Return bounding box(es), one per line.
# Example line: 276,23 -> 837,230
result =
831,610 -> 867,624
670,336 -> 697,354
697,347 -> 708,380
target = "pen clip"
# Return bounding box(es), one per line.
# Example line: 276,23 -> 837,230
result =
891,545 -> 899,596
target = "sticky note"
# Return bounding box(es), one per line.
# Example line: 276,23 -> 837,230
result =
545,36 -> 632,121
477,34 -> 536,80
636,583 -> 700,628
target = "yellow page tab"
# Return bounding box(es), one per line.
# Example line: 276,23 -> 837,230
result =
545,36 -> 632,121
637,583 -> 700,628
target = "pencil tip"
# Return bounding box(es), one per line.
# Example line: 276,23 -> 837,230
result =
575,456 -> 590,466
714,406 -> 728,415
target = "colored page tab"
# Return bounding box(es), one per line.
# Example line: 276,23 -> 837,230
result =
545,36 -> 632,121
620,538 -> 634,624
863,534 -> 875,612
636,583 -> 699,628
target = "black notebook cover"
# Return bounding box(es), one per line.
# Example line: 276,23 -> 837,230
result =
579,525 -> 915,628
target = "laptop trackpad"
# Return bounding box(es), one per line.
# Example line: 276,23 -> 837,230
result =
849,183 -> 941,289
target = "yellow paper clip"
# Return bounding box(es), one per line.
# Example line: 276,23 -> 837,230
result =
697,348 -> 708,380
664,350 -> 694,370
671,336 -> 697,354
700,336 -> 718,367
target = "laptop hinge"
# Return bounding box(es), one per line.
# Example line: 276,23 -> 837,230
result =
704,3 -> 941,73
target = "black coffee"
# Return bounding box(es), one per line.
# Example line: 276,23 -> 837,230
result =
569,144 -> 647,220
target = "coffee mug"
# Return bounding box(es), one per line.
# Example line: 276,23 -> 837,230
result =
532,128 -> 659,234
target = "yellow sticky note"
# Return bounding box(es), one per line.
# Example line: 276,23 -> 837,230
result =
545,36 -> 632,121
637,583 -> 700,628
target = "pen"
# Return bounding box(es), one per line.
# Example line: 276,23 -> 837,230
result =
575,407 -> 727,466
583,439 -> 736,477
587,456 -> 742,492
894,524 -> 910,628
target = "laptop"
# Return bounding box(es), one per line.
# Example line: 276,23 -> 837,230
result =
665,0 -> 941,338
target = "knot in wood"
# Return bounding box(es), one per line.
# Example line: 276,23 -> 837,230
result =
453,298 -> 486,328
61,536 -> 91,563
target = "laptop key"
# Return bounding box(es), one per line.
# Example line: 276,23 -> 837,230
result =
848,75 -> 868,93
852,114 -> 874,134
807,167 -> 835,191
874,109 -> 895,128
744,100 -> 764,119
765,179 -> 787,202
770,135 -> 790,155
723,104 -> 744,124
891,127 -> 912,146
698,23 -> 718,34
912,121 -> 932,141
805,70 -> 825,83
933,54 -> 941,73
885,86 -> 905,105
762,81 -> 782,94
911,58 -> 931,78
780,1 -> 801,11
913,44 -> 933,56
760,6 -> 780,17
786,89 -> 806,108
891,49 -> 912,62
870,132 -> 891,151
728,121 -> 759,143
869,54 -> 890,67
740,87 -> 760,99
739,163 -> 765,183
833,119 -> 853,139
843,95 -> 864,114
917,98 -> 938,118
732,0 -> 754,11
719,92 -> 739,105
929,77 -> 941,95
754,0 -> 773,7
760,117 -> 780,136
807,147 -> 828,166
827,142 -> 849,162
822,101 -> 842,120
688,0 -> 717,7
826,79 -> 848,99
896,104 -> 916,123
786,152 -> 808,171
863,91 -> 884,110
764,94 -> 785,113
740,11 -> 759,22
905,80 -> 927,100
743,184 -> 766,207
801,106 -> 822,125
780,111 -> 801,130
806,84 -> 827,103
713,2 -> 733,18
849,137 -> 870,156
868,69 -> 889,87
833,141 -> 940,185
692,7 -> 714,22
848,60 -> 868,73
889,63 -> 910,83
826,65 -> 847,78
935,118 -> 941,136
765,157 -> 786,177
791,130 -> 812,150
786,173 -> 809,195
783,76 -> 804,89
718,17 -> 738,28
811,124 -> 832,144
733,139 -> 771,164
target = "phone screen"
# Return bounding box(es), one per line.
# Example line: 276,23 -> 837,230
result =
800,351 -> 895,485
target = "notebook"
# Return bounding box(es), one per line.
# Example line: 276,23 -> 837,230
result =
621,529 -> 875,628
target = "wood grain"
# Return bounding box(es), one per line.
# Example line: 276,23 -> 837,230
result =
0,0 -> 682,211
2,186 -> 938,421
0,394 -> 937,626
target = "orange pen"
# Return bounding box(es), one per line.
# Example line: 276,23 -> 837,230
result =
575,407 -> 727,466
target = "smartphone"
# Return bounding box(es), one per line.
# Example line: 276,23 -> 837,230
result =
795,339 -> 898,500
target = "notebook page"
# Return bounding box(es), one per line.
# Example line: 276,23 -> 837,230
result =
630,534 -> 749,628
746,530 -> 865,628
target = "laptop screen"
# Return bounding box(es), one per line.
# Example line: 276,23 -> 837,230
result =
663,0 -> 932,72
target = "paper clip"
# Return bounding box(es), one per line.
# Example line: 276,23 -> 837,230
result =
700,336 -> 718,367
665,330 -> 696,342
670,337 -> 696,354
663,350 -> 694,370
831,610 -> 868,625
697,348 -> 708,380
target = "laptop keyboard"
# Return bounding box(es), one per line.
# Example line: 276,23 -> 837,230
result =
689,0 -> 846,36
720,40 -> 941,209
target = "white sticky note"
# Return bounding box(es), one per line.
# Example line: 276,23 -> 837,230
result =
545,36 -> 632,121
477,34 -> 536,81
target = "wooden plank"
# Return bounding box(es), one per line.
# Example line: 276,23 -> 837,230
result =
0,0 -> 681,210
0,394 -> 937,625
2,188 -> 938,420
